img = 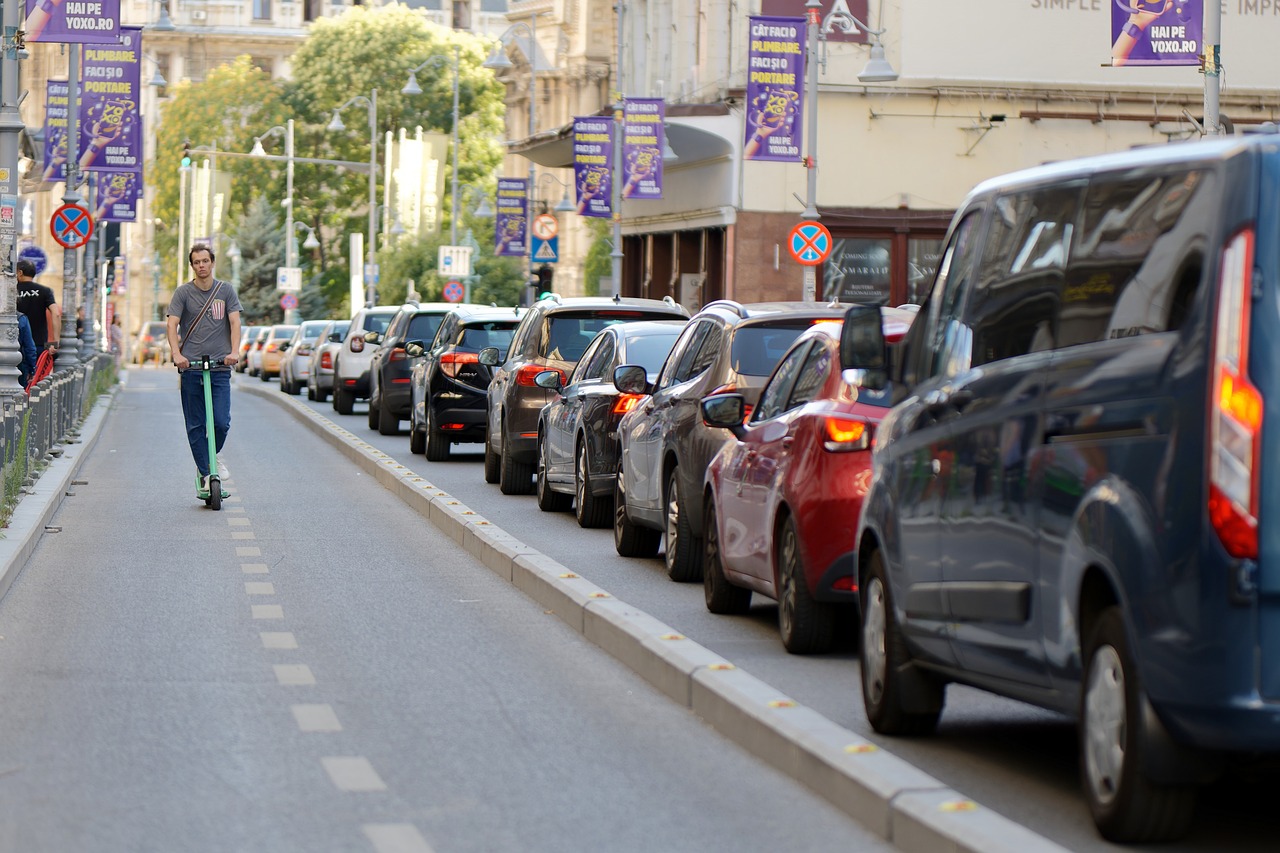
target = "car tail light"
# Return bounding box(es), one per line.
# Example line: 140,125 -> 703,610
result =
823,417 -> 871,452
254,340 -> 265,350
320,352 -> 333,370
388,347 -> 407,363
709,384 -> 752,422
441,351 -> 479,378
1209,228 -> 1261,559
517,364 -> 564,387
442,423 -> 466,430
832,576 -> 858,592
613,393 -> 643,415
350,336 -> 365,353
266,342 -> 280,353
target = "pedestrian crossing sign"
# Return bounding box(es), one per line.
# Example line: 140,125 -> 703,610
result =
531,236 -> 558,264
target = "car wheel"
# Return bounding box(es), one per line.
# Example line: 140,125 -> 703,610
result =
367,387 -> 381,430
1081,607 -> 1197,843
377,391 -> 398,436
536,434 -> 572,512
575,440 -> 610,528
409,421 -> 426,455
260,368 -> 270,382
483,427 -> 501,484
499,427 -> 535,495
703,495 -> 751,614
663,468 -> 702,583
333,385 -> 353,415
315,383 -> 328,403
778,514 -> 837,655
861,549 -> 944,735
306,382 -> 316,401
425,405 -> 450,461
613,468 -> 660,558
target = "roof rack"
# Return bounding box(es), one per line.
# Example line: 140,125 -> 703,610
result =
702,299 -> 748,319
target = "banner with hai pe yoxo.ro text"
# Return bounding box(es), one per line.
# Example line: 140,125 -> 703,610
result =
1111,0 -> 1202,67
92,170 -> 141,223
573,117 -> 613,218
495,179 -> 528,258
24,0 -> 120,43
78,27 -> 143,173
744,15 -> 805,162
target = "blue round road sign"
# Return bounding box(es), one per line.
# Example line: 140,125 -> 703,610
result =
443,280 -> 465,303
18,244 -> 48,276
788,221 -> 832,267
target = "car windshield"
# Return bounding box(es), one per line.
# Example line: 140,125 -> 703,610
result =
363,313 -> 394,333
625,332 -> 683,373
542,311 -> 674,361
730,322 -> 813,376
407,314 -> 444,342
460,323 -> 517,352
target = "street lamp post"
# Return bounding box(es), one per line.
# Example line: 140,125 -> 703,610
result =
800,0 -> 897,302
328,90 -> 378,307
251,120 -> 294,270
404,44 -> 462,247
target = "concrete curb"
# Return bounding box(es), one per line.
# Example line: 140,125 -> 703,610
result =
0,376 -> 121,603
241,380 -> 1071,853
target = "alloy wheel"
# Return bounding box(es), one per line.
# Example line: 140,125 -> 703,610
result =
863,577 -> 888,706
1084,645 -> 1127,808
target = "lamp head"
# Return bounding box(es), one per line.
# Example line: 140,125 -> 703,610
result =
554,191 -> 574,214
857,43 -> 899,84
390,217 -> 406,237
402,72 -> 422,97
302,230 -> 320,250
148,69 -> 167,88
473,197 -> 494,219
250,138 -> 266,157
326,111 -> 346,133
151,0 -> 175,31
483,48 -> 513,71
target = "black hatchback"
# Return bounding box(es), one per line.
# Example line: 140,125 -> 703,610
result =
406,304 -> 524,460
365,303 -> 454,436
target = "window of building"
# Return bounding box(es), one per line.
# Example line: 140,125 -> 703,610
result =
253,0 -> 272,21
824,238 -> 891,305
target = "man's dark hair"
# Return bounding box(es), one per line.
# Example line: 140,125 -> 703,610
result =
16,260 -> 35,277
188,244 -> 215,264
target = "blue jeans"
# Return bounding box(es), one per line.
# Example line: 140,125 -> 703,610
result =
180,368 -> 231,477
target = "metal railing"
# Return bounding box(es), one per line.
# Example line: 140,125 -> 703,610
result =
1,353 -> 117,525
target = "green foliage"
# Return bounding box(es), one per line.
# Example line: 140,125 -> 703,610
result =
229,196 -> 285,325
0,410 -> 30,529
582,219 -> 612,297
378,223 -> 526,308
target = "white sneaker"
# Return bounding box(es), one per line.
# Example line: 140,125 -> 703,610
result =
215,455 -> 229,479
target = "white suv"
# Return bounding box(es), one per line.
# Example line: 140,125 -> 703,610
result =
331,305 -> 400,415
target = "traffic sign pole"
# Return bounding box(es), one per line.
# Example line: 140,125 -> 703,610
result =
0,0 -> 27,393
58,44 -> 83,366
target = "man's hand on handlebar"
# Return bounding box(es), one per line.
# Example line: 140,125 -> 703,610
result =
173,354 -> 190,370
222,354 -> 238,367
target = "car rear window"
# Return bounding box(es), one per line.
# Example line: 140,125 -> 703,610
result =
730,322 -> 814,376
271,327 -> 295,339
362,313 -> 394,333
407,314 -> 445,342
460,322 -> 517,352
541,311 -> 676,361
625,332 -> 683,373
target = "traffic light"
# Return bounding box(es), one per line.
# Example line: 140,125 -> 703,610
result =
181,139 -> 191,168
536,264 -> 554,294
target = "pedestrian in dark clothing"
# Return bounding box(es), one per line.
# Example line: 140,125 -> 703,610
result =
17,313 -> 36,386
16,259 -> 61,349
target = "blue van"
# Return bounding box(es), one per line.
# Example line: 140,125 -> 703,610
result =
846,134 -> 1280,842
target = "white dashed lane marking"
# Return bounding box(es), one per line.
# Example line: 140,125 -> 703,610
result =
260,632 -> 297,649
292,704 -> 342,732
231,532 -> 256,540
228,517 -> 251,527
236,547 -> 261,557
252,604 -> 284,620
322,757 -> 386,792
363,824 -> 434,853
274,664 -> 315,686
241,563 -> 269,574
245,582 -> 275,595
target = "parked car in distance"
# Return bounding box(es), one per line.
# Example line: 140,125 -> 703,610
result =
699,307 -> 915,654
246,326 -> 270,377
279,320 -> 330,395
852,135 -> 1280,842
405,304 -> 524,460
257,324 -> 298,381
135,321 -> 170,365
306,319 -> 350,402
236,325 -> 263,373
613,300 -> 847,582
365,303 -> 454,435
479,294 -> 691,496
535,320 -> 687,528
331,305 -> 400,415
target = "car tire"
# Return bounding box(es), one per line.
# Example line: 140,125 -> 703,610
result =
409,421 -> 426,455
367,387 -> 381,431
703,495 -> 751,615
861,549 -> 944,736
536,435 -> 572,512
260,368 -> 270,382
424,406 -> 450,461
306,383 -> 316,401
613,468 -> 660,558
315,383 -> 328,403
377,392 -> 398,436
483,430 -> 501,484
575,441 -> 611,529
1081,607 -> 1197,843
778,514 -> 837,655
499,427 -> 535,495
333,385 -> 353,415
663,468 -> 702,583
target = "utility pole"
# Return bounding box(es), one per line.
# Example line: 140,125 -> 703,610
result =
1204,2 -> 1222,136
58,43 -> 82,365
0,0 -> 27,392
609,1 -> 624,299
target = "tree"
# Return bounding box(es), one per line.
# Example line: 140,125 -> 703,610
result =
229,196 -> 285,325
582,219 -> 612,297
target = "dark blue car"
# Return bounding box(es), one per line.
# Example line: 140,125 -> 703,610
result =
850,133 -> 1280,843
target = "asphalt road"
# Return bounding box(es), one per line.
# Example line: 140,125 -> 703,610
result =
0,368 -> 890,853
285,372 -> 1280,853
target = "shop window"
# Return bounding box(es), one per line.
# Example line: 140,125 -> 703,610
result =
906,238 -> 943,306
824,238 -> 891,305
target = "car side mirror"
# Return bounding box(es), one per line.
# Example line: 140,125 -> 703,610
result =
700,393 -> 747,438
328,332 -> 343,342
478,346 -> 501,366
840,304 -> 888,390
404,341 -> 425,358
534,370 -> 563,391
613,364 -> 648,395
363,331 -> 382,345
279,341 -> 291,351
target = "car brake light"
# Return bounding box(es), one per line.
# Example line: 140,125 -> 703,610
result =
350,336 -> 365,353
388,347 -> 407,363
320,352 -> 333,370
823,417 -> 871,452
1209,228 -> 1261,559
832,576 -> 858,592
266,342 -> 279,353
441,351 -> 479,378
613,393 -> 643,415
518,364 -> 564,387
709,384 -> 752,423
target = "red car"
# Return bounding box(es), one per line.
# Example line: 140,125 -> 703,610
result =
699,307 -> 914,654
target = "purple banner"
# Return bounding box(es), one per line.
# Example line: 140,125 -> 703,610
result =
622,98 -> 664,201
24,0 -> 121,44
1111,1 -> 1202,67
92,170 -> 141,222
573,116 -> 613,219
79,27 -> 142,172
495,179 -> 528,257
762,0 -> 869,43
745,16 -> 805,162
42,80 -> 69,183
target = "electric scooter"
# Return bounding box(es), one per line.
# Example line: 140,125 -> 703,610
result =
198,354 -> 223,511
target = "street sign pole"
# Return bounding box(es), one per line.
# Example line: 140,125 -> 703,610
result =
58,43 -> 82,365
0,0 -> 27,393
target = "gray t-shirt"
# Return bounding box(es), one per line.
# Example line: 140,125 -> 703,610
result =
167,278 -> 242,369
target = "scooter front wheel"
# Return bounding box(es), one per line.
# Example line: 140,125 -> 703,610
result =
208,477 -> 222,511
